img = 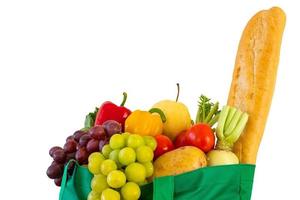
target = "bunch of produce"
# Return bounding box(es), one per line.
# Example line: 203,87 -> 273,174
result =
46,93 -> 129,186
46,83 -> 250,197
87,133 -> 156,200
46,6 -> 286,200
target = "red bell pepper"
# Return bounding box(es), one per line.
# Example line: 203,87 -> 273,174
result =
94,92 -> 131,130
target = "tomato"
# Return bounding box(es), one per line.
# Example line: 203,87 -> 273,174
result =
175,123 -> 215,153
154,135 -> 174,159
174,131 -> 188,148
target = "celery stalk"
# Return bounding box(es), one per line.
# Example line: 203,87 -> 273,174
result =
216,106 -> 249,151
216,106 -> 230,140
224,109 -> 243,136
224,107 -> 237,130
225,113 -> 249,143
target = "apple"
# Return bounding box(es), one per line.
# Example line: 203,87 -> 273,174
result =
152,84 -> 192,140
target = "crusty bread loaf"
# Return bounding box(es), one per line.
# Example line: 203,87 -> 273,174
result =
227,7 -> 286,164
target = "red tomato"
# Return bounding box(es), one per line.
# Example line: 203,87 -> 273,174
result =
154,135 -> 174,159
174,131 -> 188,148
174,124 -> 215,153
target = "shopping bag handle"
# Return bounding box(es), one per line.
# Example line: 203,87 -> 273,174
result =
59,159 -> 77,199
153,176 -> 174,200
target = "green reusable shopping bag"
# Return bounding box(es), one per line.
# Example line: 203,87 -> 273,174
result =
59,160 -> 255,200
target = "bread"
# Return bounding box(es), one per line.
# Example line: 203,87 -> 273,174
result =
227,7 -> 286,164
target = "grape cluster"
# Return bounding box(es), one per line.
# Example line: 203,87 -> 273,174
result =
87,133 -> 157,200
46,120 -> 122,187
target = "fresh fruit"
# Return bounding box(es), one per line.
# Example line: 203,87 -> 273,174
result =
109,134 -> 125,150
86,139 -> 100,153
154,135 -> 174,159
109,149 -> 122,167
152,146 -> 207,178
186,124 -> 215,153
63,140 -> 77,153
103,120 -> 122,137
99,138 -> 109,152
136,146 -> 153,163
46,162 -> 63,179
121,182 -> 141,200
49,146 -> 63,157
143,136 -> 157,151
89,125 -> 106,140
125,108 -> 166,136
142,162 -> 154,177
47,125 -> 112,187
75,147 -> 89,164
127,134 -> 144,149
152,84 -> 192,140
102,144 -> 113,158
54,177 -> 62,187
79,134 -> 91,147
88,152 -> 105,163
174,131 -> 188,148
88,152 -> 105,175
52,149 -> 66,164
87,191 -> 101,200
125,163 -> 146,183
107,170 -> 127,188
118,147 -> 136,166
101,188 -> 120,200
101,159 -> 118,175
94,92 -> 132,131
73,130 -> 87,142
91,174 -> 109,193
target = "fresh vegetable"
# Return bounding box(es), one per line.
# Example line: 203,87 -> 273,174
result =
152,84 -> 192,140
84,107 -> 99,129
207,150 -> 239,166
125,108 -> 166,136
94,92 -> 131,130
154,134 -> 174,159
174,95 -> 219,152
152,146 -> 207,179
207,105 -> 248,166
195,95 -> 220,126
176,124 -> 215,153
216,106 -> 248,150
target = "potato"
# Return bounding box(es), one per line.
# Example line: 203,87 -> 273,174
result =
152,146 -> 207,179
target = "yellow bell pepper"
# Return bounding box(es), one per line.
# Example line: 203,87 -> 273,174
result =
125,108 -> 166,136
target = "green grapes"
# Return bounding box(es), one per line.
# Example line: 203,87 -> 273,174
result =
121,182 -> 141,200
107,170 -> 126,188
101,188 -> 120,200
118,147 -> 136,166
136,145 -> 154,163
125,163 -> 146,183
100,159 -> 117,175
91,174 -> 108,193
127,134 -> 144,149
102,144 -> 112,159
109,134 -> 125,149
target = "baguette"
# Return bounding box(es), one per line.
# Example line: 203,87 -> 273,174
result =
227,7 -> 286,164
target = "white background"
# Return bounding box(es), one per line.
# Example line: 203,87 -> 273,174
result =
0,0 -> 299,199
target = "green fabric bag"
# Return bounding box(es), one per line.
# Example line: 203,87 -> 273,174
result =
59,160 -> 255,200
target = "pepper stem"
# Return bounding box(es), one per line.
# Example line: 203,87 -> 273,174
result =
120,92 -> 127,106
176,83 -> 180,102
149,108 -> 167,123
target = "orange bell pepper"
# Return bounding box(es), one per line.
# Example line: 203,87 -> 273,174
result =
125,108 -> 166,136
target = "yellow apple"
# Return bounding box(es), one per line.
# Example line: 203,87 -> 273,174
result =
152,84 -> 192,140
